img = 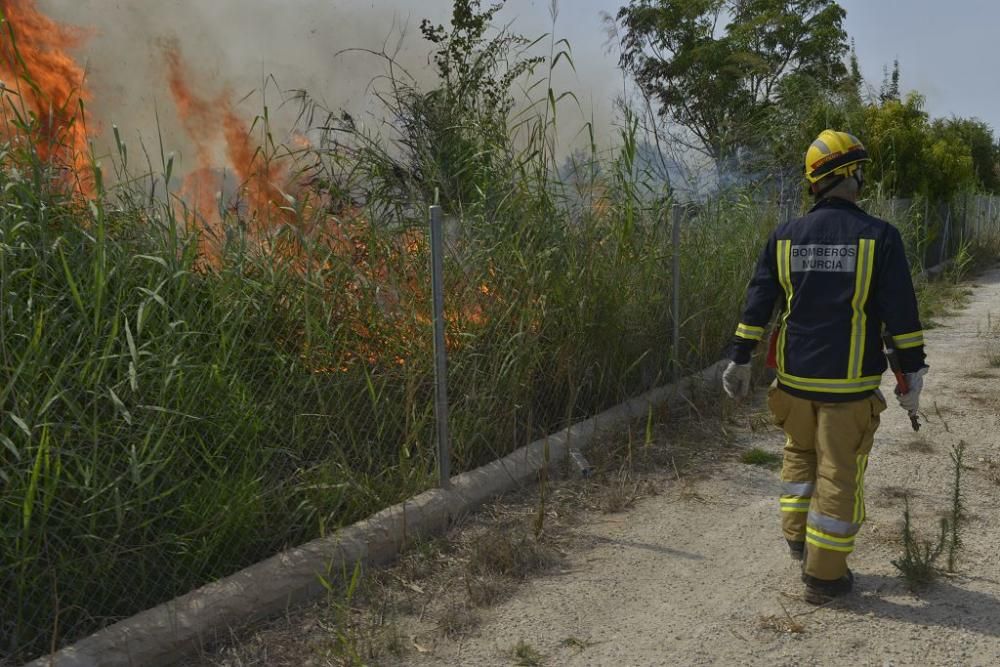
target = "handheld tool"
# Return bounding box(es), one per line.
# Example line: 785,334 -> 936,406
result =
766,325 -> 780,369
883,333 -> 920,431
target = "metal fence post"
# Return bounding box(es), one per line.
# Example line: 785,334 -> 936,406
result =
671,203 -> 681,380
923,198 -> 930,269
429,205 -> 451,489
941,206 -> 950,266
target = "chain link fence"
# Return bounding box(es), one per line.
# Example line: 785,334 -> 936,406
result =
4,183 -> 1000,664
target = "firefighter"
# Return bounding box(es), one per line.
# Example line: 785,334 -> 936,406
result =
721,130 -> 928,604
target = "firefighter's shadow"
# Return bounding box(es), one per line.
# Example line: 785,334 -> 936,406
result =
849,574 -> 1000,637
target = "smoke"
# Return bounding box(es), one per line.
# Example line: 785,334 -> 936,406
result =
37,0 -> 618,167
36,0 -> 442,169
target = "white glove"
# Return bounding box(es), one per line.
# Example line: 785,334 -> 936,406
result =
722,361 -> 752,399
896,367 -> 927,413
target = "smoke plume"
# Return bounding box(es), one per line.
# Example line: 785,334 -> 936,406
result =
37,0 -> 616,167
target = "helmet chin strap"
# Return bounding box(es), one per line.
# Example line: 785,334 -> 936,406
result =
813,175 -> 846,200
813,169 -> 864,200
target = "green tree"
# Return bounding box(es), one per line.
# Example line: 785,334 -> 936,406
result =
616,0 -> 850,166
419,1 -> 542,119
864,93 -> 976,199
848,39 -> 862,95
766,64 -> 865,180
931,117 -> 1000,192
879,59 -> 901,104
366,0 -> 543,209
863,92 -> 932,197
925,134 -> 975,200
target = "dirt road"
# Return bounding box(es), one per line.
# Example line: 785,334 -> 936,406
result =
398,268 -> 1000,667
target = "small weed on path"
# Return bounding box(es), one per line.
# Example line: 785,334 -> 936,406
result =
758,601 -> 806,635
560,636 -> 598,652
512,640 -> 545,666
892,442 -> 967,588
741,448 -> 782,469
892,497 -> 945,589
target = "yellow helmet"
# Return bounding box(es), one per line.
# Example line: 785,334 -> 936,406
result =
804,130 -> 869,184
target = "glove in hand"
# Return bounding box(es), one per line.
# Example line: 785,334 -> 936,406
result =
722,361 -> 751,399
896,367 -> 927,413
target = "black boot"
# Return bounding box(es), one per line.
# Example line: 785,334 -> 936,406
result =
802,570 -> 854,605
787,539 -> 805,562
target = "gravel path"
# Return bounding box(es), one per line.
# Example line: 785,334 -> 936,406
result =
398,267 -> 1000,667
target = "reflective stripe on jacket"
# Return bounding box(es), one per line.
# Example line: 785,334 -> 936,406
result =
729,197 -> 927,402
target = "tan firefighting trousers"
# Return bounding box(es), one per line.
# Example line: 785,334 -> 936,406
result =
767,384 -> 887,580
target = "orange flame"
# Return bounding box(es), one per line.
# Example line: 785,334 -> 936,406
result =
163,43 -> 214,174
0,0 -> 95,195
222,105 -> 286,216
0,5 -> 500,373
164,41 -> 288,241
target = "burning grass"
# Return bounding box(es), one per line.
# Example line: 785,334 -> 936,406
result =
0,105 -> 769,662
0,0 -> 94,194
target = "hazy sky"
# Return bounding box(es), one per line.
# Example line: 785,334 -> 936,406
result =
505,0 -> 1000,131
40,0 -> 1000,165
837,0 -> 998,127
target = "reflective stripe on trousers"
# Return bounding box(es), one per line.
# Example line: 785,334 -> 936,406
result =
767,384 -> 885,580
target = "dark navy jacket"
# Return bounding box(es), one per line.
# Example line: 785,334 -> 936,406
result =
729,198 -> 927,402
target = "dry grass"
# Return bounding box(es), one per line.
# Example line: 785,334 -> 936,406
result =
982,457 -> 1000,486
758,614 -> 806,635
560,636 -> 598,652
932,402 -> 962,416
512,640 -> 546,666
981,315 -> 1000,367
964,369 -> 1000,380
435,601 -> 480,639
464,572 -> 513,607
865,519 -> 905,548
757,600 -> 806,635
207,607 -> 406,666
879,485 -> 912,501
956,389 -> 1000,413
902,438 -> 935,454
466,531 -> 559,580
394,538 -> 449,583
745,411 -> 776,433
599,467 -> 648,513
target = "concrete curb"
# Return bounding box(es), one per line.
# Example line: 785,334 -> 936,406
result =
26,361 -> 727,667
922,258 -> 954,279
